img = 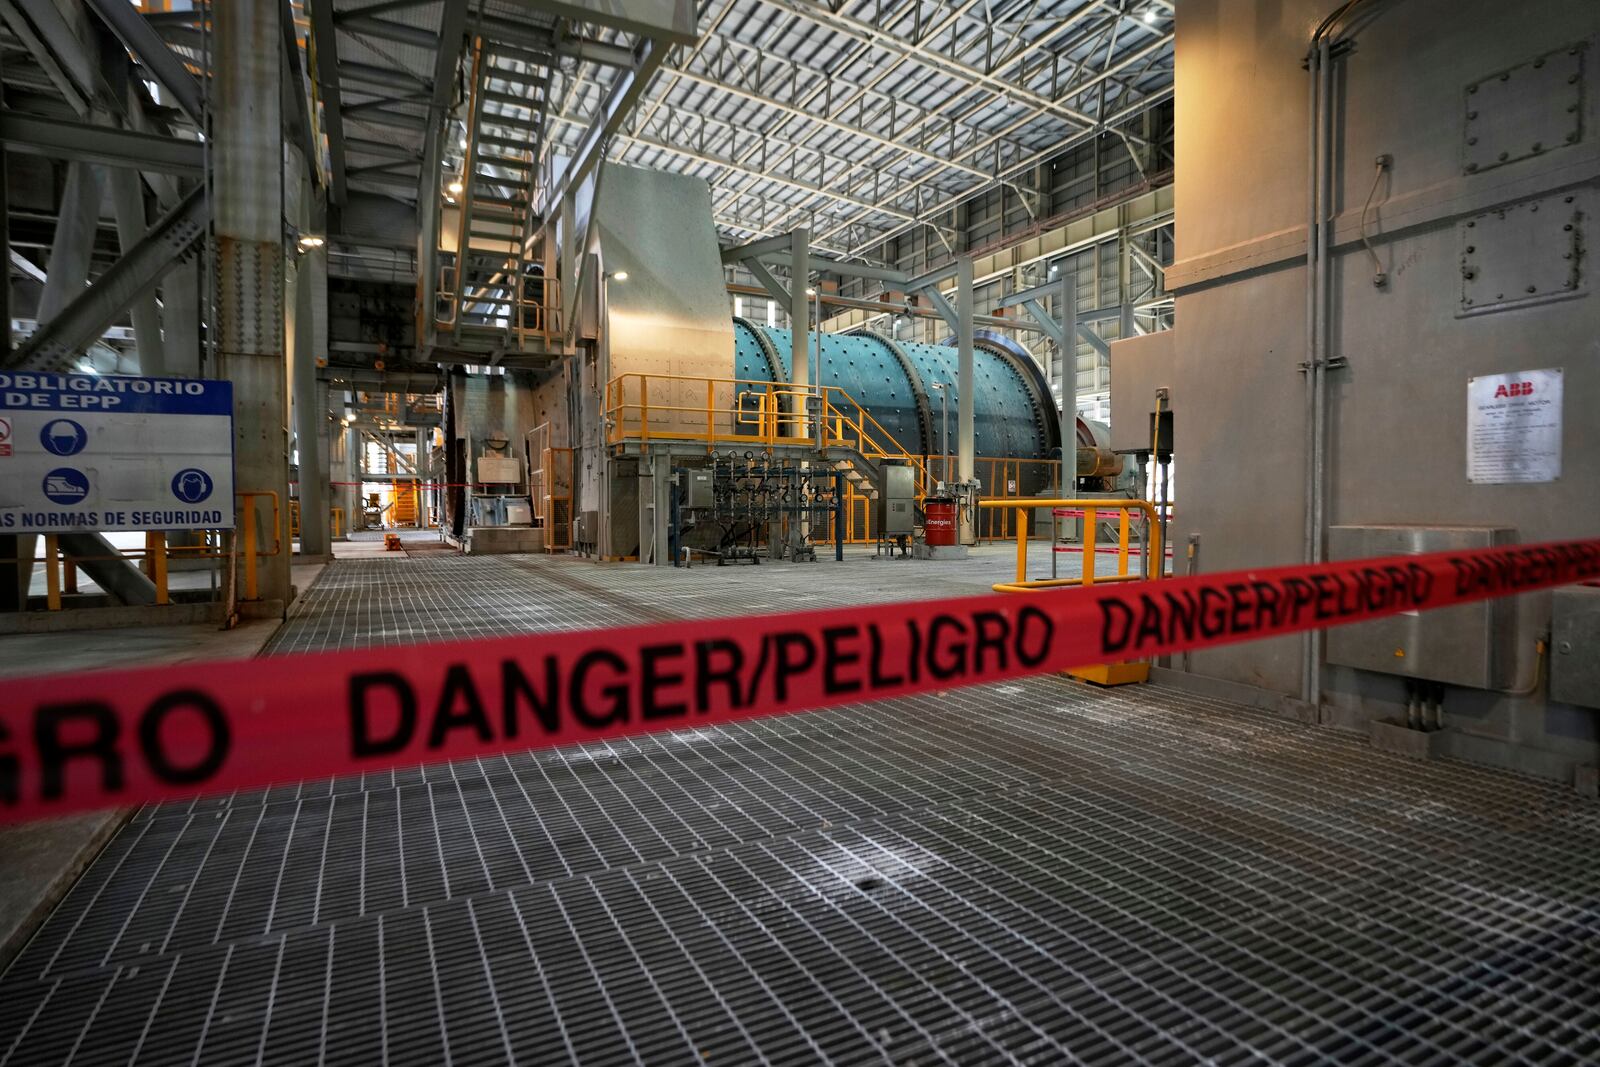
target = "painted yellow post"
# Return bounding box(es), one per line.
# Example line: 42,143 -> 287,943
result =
242,496 -> 259,601
1117,511 -> 1131,577
706,378 -> 715,450
1083,507 -> 1098,585
44,534 -> 61,610
1015,507 -> 1028,583
640,377 -> 650,441
150,532 -> 169,605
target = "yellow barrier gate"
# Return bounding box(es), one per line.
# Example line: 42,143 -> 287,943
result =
980,498 -> 1164,686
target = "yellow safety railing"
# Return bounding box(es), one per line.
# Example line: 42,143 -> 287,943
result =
979,498 -> 1163,593
236,491 -> 281,602
980,497 -> 1164,685
17,490 -> 283,611
605,371 -> 932,487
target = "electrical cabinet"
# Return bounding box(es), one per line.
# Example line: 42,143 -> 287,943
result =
1325,525 -> 1517,689
1551,584 -> 1600,709
685,469 -> 714,508
876,462 -> 916,537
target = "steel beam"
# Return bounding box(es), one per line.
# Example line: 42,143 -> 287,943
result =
720,232 -> 800,266
0,0 -> 98,115
759,252 -> 907,286
1021,298 -> 1066,349
109,168 -> 168,374
0,112 -> 203,175
84,0 -> 203,124
507,0 -> 694,45
415,0 -> 468,354
9,185 -> 207,373
307,0 -> 347,202
58,533 -> 157,605
741,258 -> 791,309
538,37 -> 666,228
35,162 -> 100,329
160,253 -> 201,376
339,60 -> 430,92
925,288 -> 961,334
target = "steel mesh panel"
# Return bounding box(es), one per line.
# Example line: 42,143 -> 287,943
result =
4,551 -> 1598,1066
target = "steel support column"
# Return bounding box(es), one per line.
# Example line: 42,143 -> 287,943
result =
215,0 -> 290,607
957,256 -> 976,544
789,226 -> 809,421
293,190 -> 331,557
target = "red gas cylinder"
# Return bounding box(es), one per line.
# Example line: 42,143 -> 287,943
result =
924,499 -> 957,546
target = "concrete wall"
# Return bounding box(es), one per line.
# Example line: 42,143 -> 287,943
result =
1152,0 -> 1599,778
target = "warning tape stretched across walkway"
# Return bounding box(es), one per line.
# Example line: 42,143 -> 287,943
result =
2,539 -> 1596,824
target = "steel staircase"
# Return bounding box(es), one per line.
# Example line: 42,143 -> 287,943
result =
438,40 -> 558,353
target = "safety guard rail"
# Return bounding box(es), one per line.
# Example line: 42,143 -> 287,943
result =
979,498 -> 1164,593
13,490 -> 283,611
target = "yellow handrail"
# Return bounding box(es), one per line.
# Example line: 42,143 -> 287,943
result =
605,371 -> 933,486
978,498 -> 1163,593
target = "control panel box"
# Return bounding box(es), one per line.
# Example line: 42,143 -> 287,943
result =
685,469 -> 714,508
1325,525 -> 1516,689
1551,584 -> 1600,709
876,462 -> 916,537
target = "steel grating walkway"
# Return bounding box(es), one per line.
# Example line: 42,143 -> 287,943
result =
3,550 -> 1599,1066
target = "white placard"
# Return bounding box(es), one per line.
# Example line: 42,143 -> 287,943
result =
1467,368 -> 1562,484
0,372 -> 234,532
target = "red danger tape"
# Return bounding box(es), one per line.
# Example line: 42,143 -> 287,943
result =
2,539 -> 1597,824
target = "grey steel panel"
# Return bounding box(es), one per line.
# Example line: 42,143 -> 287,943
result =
684,468 -> 713,508
1108,330 -> 1174,455
1551,583 -> 1600,708
1461,41 -> 1586,176
1325,525 -> 1517,688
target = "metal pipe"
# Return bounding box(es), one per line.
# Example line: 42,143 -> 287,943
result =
1302,40 -> 1321,708
1309,36 -> 1333,714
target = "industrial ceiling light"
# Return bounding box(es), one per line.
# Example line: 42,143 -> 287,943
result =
1143,8 -> 1159,23
447,178 -> 464,195
805,287 -> 816,296
610,270 -> 629,282
297,234 -> 326,250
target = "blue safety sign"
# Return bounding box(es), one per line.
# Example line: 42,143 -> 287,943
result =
40,418 -> 87,456
0,372 -> 234,533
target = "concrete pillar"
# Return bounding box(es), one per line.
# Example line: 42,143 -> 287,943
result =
214,0 -> 290,606
38,163 -> 102,325
109,169 -> 168,374
956,256 -> 975,543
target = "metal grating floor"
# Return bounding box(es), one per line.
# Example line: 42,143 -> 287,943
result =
4,550 -> 1598,1065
